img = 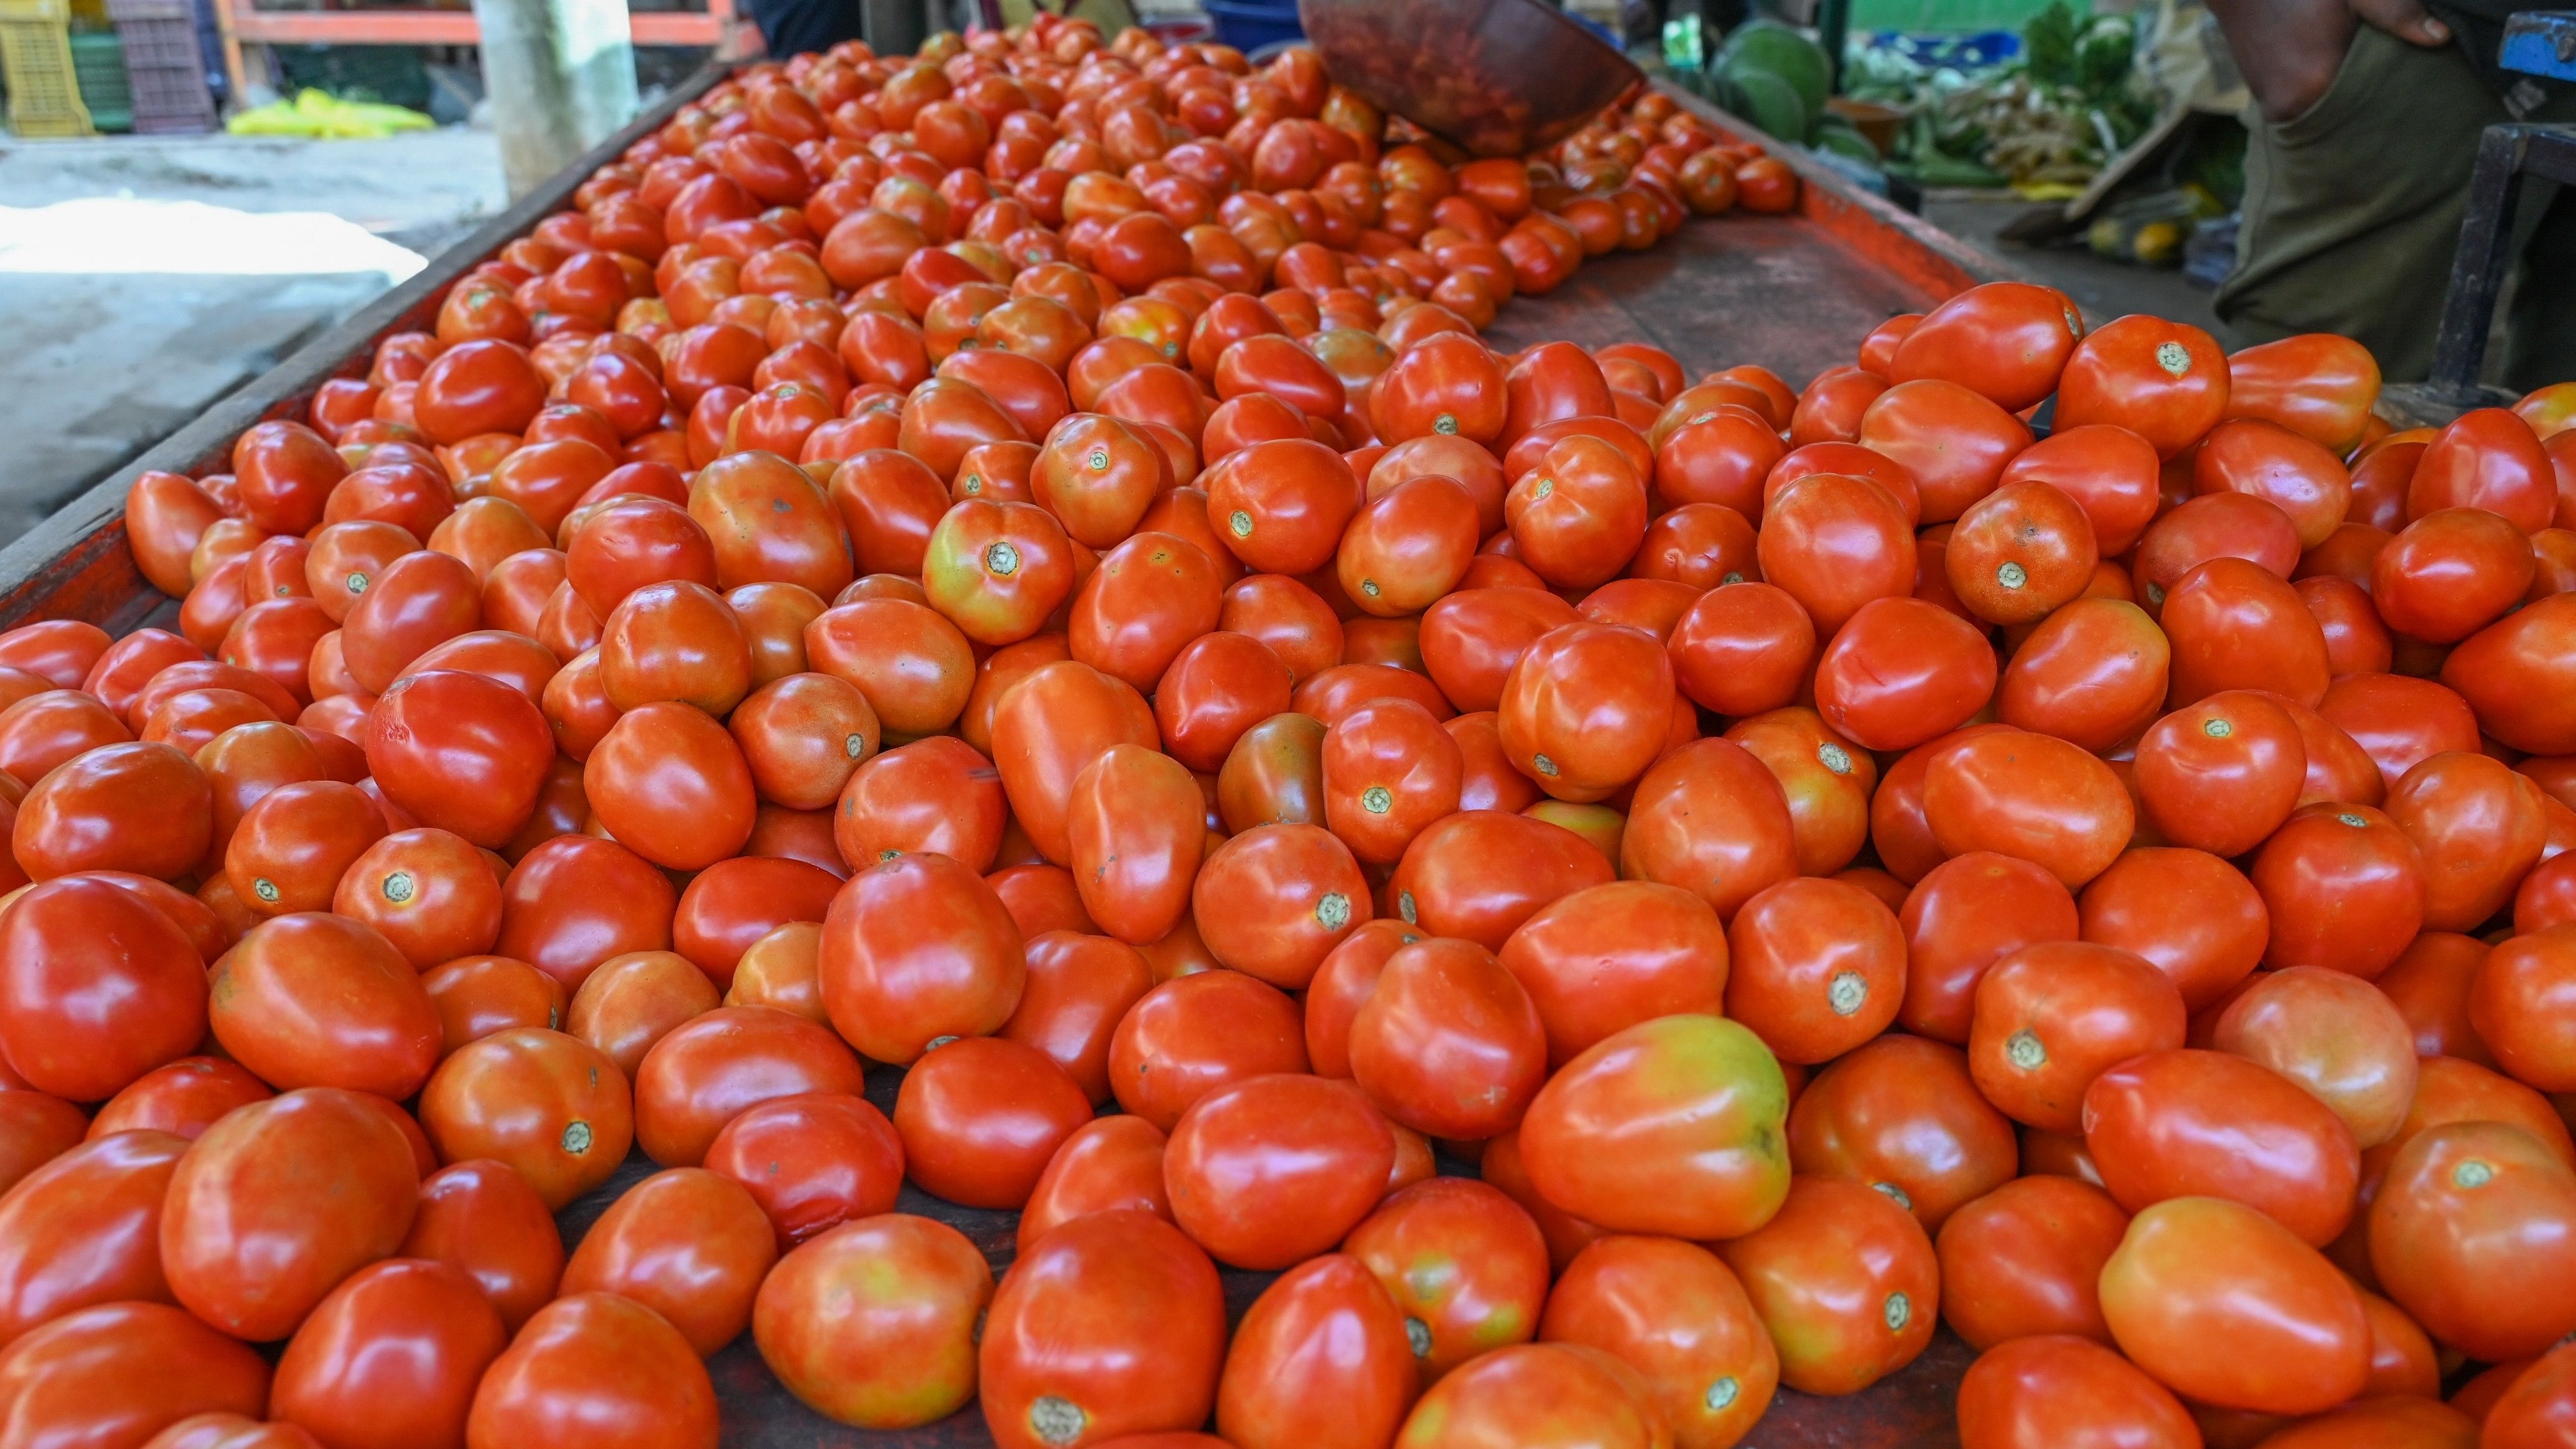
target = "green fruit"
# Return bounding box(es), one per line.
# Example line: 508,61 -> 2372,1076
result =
1730,68 -> 1809,146
1815,117 -> 1880,164
1715,18 -> 1832,121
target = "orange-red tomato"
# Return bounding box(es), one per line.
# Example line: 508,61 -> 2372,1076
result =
2098,1196 -> 2369,1416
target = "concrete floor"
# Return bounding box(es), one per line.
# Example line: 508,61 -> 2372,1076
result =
0,126 -> 506,545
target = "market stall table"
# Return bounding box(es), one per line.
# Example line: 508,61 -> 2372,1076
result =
0,63 -> 2017,1449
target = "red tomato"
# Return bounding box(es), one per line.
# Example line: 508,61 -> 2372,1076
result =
1166,1072 -> 1393,1268
464,1292 -> 719,1449
1519,1013 -> 1790,1241
1935,1175 -> 2129,1349
0,1302 -> 269,1447
1216,1254 -> 1419,1449
2369,1120 -> 2576,1360
1788,1034 -> 2017,1231
751,1214 -> 992,1429
1348,937 -> 1547,1140
271,1259 -> 507,1449
1717,1176 -> 1938,1395
161,1088 -> 421,1342
2098,1196 -> 2369,1415
1954,1334 -> 2196,1449
401,1160 -> 565,1333
818,852 -> 1024,1064
2083,1047 -> 2359,1247
978,1209 -> 1227,1449
561,1167 -> 777,1354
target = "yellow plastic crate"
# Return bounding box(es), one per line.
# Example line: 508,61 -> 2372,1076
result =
1,0 -> 96,137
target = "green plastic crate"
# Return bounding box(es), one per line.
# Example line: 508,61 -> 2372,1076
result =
68,26 -> 128,131
0,0 -> 94,137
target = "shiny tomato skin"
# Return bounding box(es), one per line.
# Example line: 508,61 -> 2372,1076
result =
818,850 -> 1025,1065
1165,1072 -> 1393,1269
2368,1120 -> 2576,1361
1666,582 -> 1815,720
979,1209 -> 1227,1449
2098,1195 -> 2369,1415
2387,750 -> 2547,932
1954,1333 -> 2197,1449
0,1127 -> 188,1344
210,911 -> 441,1098
1018,1114 -> 1172,1254
2084,1048 -> 2359,1248
2250,805 -> 2426,980
1348,937 -> 1547,1141
1345,1177 -> 1552,1384
14,738 -> 214,882
1716,1176 -> 1938,1395
1935,1174 -> 2129,1350
160,1087 -> 421,1342
270,1257 -> 508,1449
88,1058 -> 267,1142
751,1213 -> 992,1430
493,834 -> 678,992
560,1166 -> 777,1355
2160,557 -> 2333,709
333,828 -> 505,970
1724,877 -> 1906,1065
1496,622 -> 1674,804
1898,852 -> 2081,1045
701,1089 -> 903,1251
1216,1253 -> 1419,1449
0,875 -> 207,1102
1108,969 -> 1307,1132
2485,1339 -> 2576,1449
1389,1341 -> 1666,1449
1519,1013 -> 1790,1241
989,659 -> 1159,864
2211,965 -> 2418,1148
583,701 -> 758,871
1537,1234 -> 1777,1449
2078,846 -> 2269,1009
1969,941 -> 2186,1134
1191,822 -> 1373,986
400,1160 -> 564,1334
365,671 -> 553,849
1813,597 -> 1998,752
2468,923 -> 2576,1092
2133,689 -> 2308,859
1496,880 -> 1728,1069
0,1302 -> 270,1447
464,1291 -> 719,1449
1923,727 -> 2132,891
418,1027 -> 635,1210
634,1005 -> 867,1168
2053,316 -> 2228,459
1067,744 -> 1206,944
1788,1034 -> 2017,1232
893,1035 -> 1089,1210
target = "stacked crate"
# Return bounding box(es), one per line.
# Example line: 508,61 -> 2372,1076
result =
0,0 -> 96,137
106,0 -> 213,133
68,24 -> 130,129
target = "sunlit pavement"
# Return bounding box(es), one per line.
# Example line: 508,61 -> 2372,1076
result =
0,127 -> 506,543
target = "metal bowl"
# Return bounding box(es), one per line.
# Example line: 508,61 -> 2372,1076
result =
1297,0 -> 1644,158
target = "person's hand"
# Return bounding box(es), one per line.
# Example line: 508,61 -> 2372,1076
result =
2350,0 -> 2451,47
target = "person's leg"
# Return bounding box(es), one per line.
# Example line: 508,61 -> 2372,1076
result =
2214,25 -> 2508,380
744,0 -> 864,61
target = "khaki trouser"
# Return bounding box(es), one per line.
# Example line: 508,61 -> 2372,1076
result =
2216,24 -> 2576,389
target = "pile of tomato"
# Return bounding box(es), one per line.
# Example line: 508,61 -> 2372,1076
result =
1,10 -> 2574,1449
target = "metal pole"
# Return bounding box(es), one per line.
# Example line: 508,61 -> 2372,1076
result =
469,0 -> 643,199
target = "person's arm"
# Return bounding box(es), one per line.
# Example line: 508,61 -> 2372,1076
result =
2205,0 -> 2453,122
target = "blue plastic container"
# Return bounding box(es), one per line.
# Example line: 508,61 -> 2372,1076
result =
1205,0 -> 1304,53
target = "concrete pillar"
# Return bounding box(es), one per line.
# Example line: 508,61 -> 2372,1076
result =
470,0 -> 642,198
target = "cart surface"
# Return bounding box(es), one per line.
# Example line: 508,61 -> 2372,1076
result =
0,65 -> 2018,1449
